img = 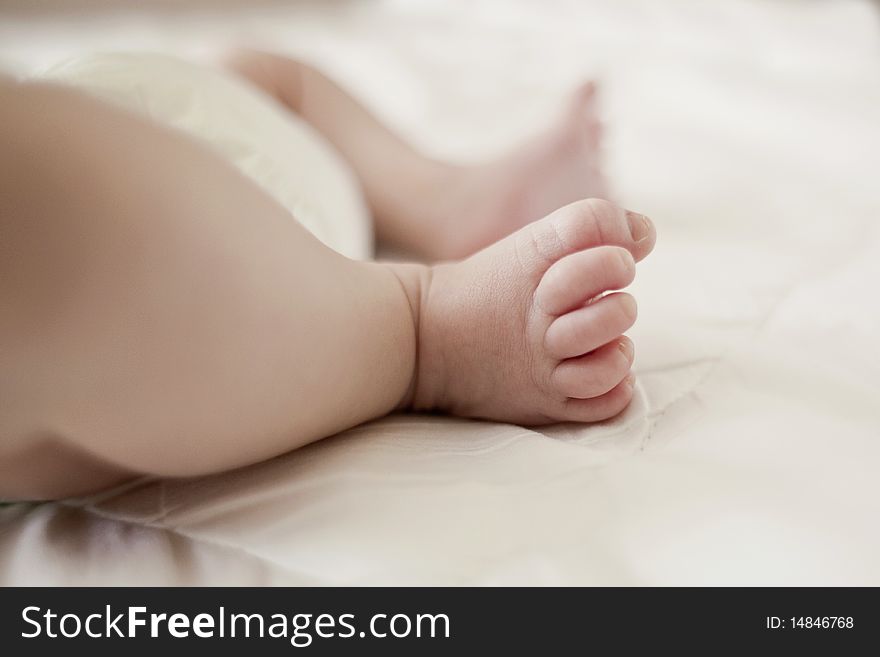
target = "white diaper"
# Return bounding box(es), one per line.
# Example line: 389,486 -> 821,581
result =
36,52 -> 372,261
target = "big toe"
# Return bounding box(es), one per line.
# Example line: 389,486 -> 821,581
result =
565,81 -> 601,146
569,81 -> 597,116
526,199 -> 657,267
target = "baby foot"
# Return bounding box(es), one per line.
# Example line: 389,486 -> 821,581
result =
430,82 -> 610,261
400,198 -> 655,425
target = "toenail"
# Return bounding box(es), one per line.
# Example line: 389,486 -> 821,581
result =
618,293 -> 638,320
618,338 -> 634,363
626,211 -> 651,243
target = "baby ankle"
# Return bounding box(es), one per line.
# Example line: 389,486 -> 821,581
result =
382,261 -> 434,412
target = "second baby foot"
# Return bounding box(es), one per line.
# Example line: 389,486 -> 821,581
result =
397,198 -> 655,425
427,82 -> 610,261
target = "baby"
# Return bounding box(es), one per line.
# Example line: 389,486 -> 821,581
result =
0,50 -> 656,499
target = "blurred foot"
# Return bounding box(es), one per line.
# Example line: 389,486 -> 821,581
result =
429,82 -> 610,260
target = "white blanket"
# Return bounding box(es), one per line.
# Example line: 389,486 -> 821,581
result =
1,0 -> 878,585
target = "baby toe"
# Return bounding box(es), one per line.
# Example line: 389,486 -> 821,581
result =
552,337 -> 633,399
537,199 -> 656,264
536,245 -> 635,316
567,81 -> 597,121
544,292 -> 637,359
562,373 -> 635,422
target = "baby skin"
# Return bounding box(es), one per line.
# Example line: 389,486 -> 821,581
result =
395,201 -> 654,424
222,50 -> 609,260
0,59 -> 655,500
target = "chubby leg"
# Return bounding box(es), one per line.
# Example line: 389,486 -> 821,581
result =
0,80 -> 420,498
0,81 -> 655,501
223,49 -> 609,260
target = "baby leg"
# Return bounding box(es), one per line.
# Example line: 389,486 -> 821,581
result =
0,80 -> 422,498
223,49 -> 608,260
0,81 -> 655,500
